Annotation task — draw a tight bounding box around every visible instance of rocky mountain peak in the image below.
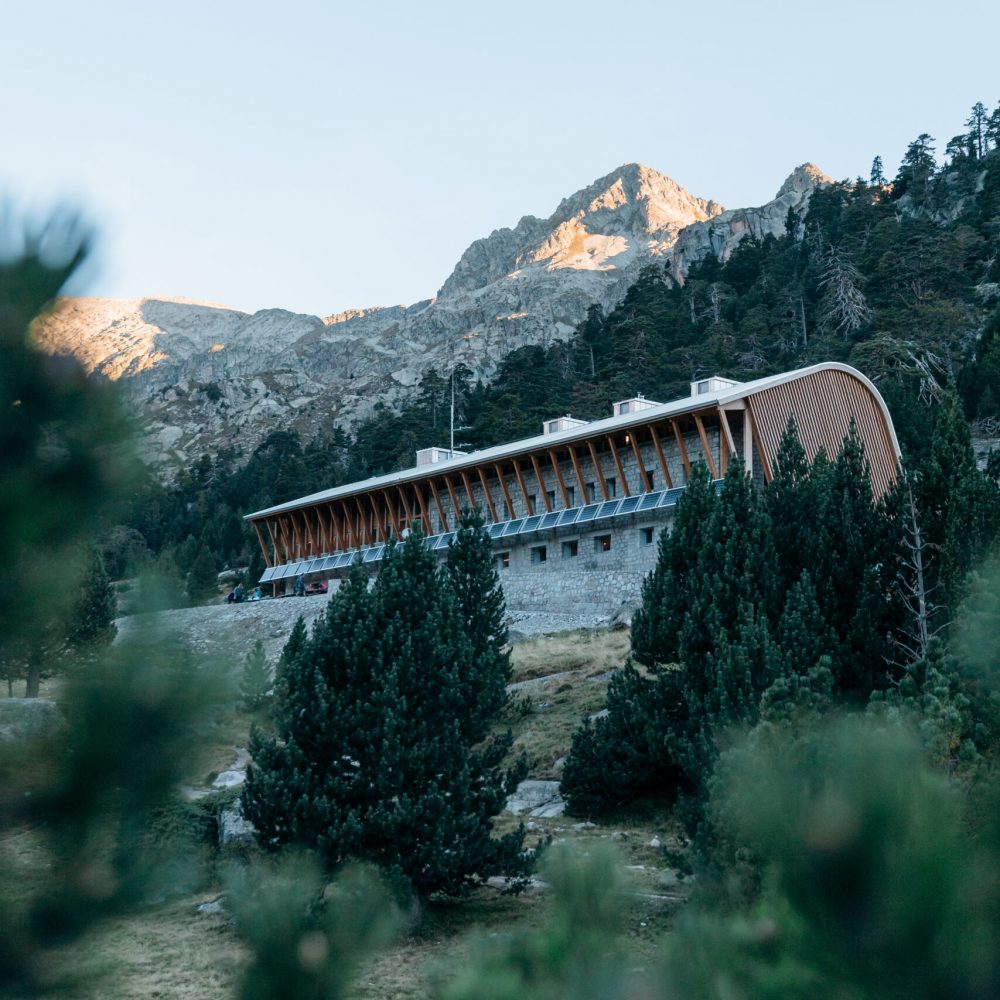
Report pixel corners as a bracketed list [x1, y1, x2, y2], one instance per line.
[34, 161, 830, 473]
[775, 162, 833, 199]
[439, 164, 722, 300]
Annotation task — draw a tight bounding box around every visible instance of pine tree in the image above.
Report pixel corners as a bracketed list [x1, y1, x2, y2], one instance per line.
[240, 640, 273, 711]
[919, 382, 998, 609]
[186, 545, 219, 603]
[65, 544, 118, 662]
[444, 507, 511, 740]
[244, 535, 528, 898]
[631, 462, 715, 667]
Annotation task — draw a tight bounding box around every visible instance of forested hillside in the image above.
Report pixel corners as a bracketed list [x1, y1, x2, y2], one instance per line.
[111, 102, 1000, 592]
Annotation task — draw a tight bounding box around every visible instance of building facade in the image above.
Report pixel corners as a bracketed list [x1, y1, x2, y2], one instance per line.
[244, 363, 902, 615]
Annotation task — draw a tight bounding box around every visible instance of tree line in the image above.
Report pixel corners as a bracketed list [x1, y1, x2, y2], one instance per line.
[103, 99, 1000, 603]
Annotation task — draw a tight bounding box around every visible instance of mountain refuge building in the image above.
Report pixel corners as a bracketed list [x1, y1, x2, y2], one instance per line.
[244, 363, 901, 617]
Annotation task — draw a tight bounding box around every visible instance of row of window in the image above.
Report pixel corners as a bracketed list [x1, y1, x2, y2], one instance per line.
[497, 526, 657, 568]
[522, 471, 656, 514]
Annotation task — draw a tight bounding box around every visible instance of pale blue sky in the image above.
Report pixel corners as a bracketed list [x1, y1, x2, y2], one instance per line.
[2, 0, 997, 316]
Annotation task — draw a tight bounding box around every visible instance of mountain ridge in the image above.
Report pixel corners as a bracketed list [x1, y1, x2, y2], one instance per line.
[34, 162, 830, 471]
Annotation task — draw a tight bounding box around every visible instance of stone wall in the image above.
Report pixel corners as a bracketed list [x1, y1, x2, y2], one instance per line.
[492, 508, 675, 616]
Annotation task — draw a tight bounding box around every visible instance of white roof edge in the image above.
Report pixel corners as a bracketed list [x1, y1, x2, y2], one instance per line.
[245, 362, 899, 520]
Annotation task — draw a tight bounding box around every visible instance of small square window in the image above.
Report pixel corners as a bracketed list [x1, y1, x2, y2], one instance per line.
[497, 551, 510, 569]
[586, 481, 597, 503]
[527, 494, 536, 515]
[645, 470, 655, 490]
[640, 527, 655, 546]
[594, 534, 612, 553]
[546, 489, 556, 509]
[566, 485, 576, 507]
[562, 539, 578, 559]
[605, 477, 617, 498]
[531, 545, 547, 564]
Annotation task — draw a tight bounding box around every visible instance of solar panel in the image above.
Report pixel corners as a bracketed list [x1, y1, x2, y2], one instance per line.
[432, 535, 451, 550]
[522, 515, 543, 532]
[638, 491, 662, 511]
[334, 551, 355, 569]
[597, 500, 620, 519]
[363, 545, 383, 563]
[618, 496, 641, 515]
[502, 518, 525, 537]
[539, 511, 561, 529]
[260, 567, 277, 583]
[577, 504, 601, 523]
[489, 524, 506, 539]
[557, 508, 581, 526]
[322, 555, 339, 570]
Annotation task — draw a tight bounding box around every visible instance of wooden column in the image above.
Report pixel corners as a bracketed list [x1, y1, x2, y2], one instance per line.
[512, 458, 533, 513]
[693, 413, 719, 479]
[414, 485, 433, 535]
[428, 478, 449, 532]
[253, 521, 271, 567]
[529, 453, 552, 511]
[718, 406, 737, 477]
[459, 469, 478, 512]
[671, 419, 692, 480]
[476, 467, 500, 522]
[396, 486, 414, 533]
[627, 431, 652, 492]
[443, 476, 462, 520]
[588, 440, 610, 500]
[494, 462, 516, 519]
[568, 444, 590, 500]
[648, 424, 673, 489]
[547, 448, 571, 507]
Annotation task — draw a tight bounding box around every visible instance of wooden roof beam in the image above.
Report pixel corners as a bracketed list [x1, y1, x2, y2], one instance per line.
[443, 476, 463, 522]
[547, 448, 571, 508]
[627, 429, 652, 492]
[648, 423, 673, 489]
[529, 453, 552, 512]
[584, 440, 609, 500]
[494, 462, 516, 519]
[568, 444, 590, 501]
[606, 435, 631, 497]
[671, 418, 692, 479]
[476, 467, 500, 522]
[718, 405, 737, 477]
[428, 478, 450, 533]
[512, 458, 534, 514]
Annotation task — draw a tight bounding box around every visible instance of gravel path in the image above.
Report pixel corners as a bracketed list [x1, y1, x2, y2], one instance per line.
[114, 596, 619, 667]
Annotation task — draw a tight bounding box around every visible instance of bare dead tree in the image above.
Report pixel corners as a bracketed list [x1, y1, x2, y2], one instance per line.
[818, 244, 873, 337]
[890, 480, 949, 673]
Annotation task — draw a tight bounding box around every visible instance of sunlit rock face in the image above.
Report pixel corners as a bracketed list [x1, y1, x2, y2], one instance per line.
[34, 163, 828, 472]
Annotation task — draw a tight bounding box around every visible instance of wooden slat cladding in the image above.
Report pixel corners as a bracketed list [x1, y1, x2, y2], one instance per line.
[745, 369, 898, 497]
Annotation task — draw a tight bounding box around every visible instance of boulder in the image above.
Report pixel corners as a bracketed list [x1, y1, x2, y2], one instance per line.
[218, 799, 256, 847]
[0, 699, 62, 742]
[505, 779, 566, 818]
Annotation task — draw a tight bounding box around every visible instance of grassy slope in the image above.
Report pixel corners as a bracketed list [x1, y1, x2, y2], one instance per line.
[14, 628, 688, 999]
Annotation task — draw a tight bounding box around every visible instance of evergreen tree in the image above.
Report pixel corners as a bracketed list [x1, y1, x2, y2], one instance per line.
[919, 382, 998, 609]
[186, 545, 219, 603]
[244, 535, 528, 898]
[965, 101, 989, 158]
[445, 507, 512, 740]
[631, 463, 715, 667]
[240, 639, 273, 711]
[65, 544, 118, 661]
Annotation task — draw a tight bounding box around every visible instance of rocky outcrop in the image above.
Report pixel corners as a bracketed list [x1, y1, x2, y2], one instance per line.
[670, 164, 831, 280]
[0, 699, 63, 742]
[34, 162, 829, 472]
